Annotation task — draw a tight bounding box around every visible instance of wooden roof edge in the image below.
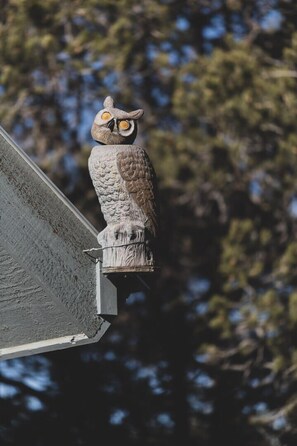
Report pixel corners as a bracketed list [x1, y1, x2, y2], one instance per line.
[0, 125, 98, 239]
[0, 320, 111, 361]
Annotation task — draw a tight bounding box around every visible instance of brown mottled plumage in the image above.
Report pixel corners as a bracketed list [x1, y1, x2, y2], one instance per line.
[117, 148, 158, 237]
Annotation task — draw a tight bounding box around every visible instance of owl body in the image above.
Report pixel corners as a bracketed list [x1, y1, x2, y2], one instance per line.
[88, 96, 159, 271]
[88, 144, 154, 230]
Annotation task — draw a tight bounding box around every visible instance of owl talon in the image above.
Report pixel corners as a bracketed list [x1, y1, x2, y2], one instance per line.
[128, 227, 144, 241]
[97, 227, 109, 246]
[112, 222, 145, 242]
[127, 224, 145, 242]
[113, 223, 126, 240]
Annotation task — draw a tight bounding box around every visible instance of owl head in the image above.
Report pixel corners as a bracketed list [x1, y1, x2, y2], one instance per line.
[91, 96, 144, 145]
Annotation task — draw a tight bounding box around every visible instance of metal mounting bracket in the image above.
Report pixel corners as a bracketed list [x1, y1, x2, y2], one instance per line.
[83, 248, 118, 318]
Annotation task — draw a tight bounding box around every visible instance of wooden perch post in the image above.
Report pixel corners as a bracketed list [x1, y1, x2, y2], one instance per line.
[99, 222, 155, 274]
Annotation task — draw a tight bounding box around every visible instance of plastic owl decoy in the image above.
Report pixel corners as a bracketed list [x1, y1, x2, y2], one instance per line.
[88, 96, 159, 273]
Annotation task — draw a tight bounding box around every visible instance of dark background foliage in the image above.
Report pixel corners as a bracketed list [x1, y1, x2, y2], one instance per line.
[1, 1, 297, 445]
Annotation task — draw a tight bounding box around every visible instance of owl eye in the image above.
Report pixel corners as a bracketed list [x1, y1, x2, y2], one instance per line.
[118, 120, 131, 131]
[101, 111, 111, 120]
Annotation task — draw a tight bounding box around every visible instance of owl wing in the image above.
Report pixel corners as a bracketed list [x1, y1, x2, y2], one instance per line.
[117, 147, 159, 236]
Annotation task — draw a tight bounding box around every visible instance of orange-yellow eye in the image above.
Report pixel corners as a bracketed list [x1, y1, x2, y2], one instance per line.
[101, 111, 111, 120]
[118, 120, 131, 131]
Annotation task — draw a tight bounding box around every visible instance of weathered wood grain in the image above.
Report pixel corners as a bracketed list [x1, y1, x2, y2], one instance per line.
[0, 245, 80, 348]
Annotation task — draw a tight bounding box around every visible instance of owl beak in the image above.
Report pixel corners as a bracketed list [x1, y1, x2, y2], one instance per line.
[107, 119, 115, 132]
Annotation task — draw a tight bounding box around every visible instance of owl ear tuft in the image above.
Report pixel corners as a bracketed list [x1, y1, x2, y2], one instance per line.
[129, 109, 144, 120]
[103, 96, 114, 108]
